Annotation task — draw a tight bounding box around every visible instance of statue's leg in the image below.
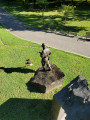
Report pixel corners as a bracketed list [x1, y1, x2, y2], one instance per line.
[45, 57, 51, 70]
[42, 58, 45, 70]
[47, 63, 51, 70]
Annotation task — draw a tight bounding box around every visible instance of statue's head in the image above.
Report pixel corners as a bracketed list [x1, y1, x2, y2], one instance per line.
[42, 43, 46, 50]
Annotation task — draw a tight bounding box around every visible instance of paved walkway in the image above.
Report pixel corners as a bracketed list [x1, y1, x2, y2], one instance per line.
[0, 7, 90, 58]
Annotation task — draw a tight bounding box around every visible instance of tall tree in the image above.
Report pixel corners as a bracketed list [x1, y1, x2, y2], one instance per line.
[33, 0, 36, 8]
[36, 0, 47, 26]
[58, 5, 75, 24]
[37, 0, 47, 17]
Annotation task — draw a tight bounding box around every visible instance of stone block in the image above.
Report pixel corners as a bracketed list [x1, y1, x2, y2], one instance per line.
[29, 64, 65, 93]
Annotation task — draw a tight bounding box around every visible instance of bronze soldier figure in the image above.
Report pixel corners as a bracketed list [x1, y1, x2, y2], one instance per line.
[39, 43, 51, 71]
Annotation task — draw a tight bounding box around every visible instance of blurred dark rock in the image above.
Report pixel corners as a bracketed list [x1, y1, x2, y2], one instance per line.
[51, 75, 90, 120]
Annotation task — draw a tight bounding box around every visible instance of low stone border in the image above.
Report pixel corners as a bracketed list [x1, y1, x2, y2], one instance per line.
[43, 28, 90, 41]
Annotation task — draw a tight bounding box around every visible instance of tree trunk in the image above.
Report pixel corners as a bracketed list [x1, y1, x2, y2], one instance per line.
[33, 0, 36, 8]
[72, 0, 73, 4]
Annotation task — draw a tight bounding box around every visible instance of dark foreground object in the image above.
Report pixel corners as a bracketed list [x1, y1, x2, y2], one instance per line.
[51, 75, 90, 120]
[29, 64, 65, 93]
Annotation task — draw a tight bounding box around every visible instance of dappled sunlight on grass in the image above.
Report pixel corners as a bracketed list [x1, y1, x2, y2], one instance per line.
[0, 1, 90, 36]
[67, 21, 90, 27]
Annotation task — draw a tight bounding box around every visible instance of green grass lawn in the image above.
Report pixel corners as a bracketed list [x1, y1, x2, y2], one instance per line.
[0, 23, 90, 120]
[0, 0, 90, 36]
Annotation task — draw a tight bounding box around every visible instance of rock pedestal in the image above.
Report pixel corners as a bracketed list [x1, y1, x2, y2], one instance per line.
[51, 75, 90, 120]
[29, 64, 65, 93]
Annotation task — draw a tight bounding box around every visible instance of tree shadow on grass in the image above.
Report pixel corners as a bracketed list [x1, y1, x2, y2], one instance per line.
[0, 7, 87, 33]
[0, 7, 88, 37]
[0, 98, 52, 120]
[74, 4, 90, 21]
[0, 67, 35, 74]
[75, 11, 90, 21]
[16, 14, 86, 32]
[60, 25, 86, 33]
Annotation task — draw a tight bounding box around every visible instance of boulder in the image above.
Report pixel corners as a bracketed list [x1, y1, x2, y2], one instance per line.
[51, 75, 90, 120]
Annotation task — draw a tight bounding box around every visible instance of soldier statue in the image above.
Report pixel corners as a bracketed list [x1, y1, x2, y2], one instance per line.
[39, 43, 51, 71]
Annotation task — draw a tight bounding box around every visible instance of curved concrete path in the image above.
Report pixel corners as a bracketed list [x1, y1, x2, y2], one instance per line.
[0, 7, 90, 58]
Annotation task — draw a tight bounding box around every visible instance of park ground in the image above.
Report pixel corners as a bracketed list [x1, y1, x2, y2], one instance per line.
[0, 1, 90, 120]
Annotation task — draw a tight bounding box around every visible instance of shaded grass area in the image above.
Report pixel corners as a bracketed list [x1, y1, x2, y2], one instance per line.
[0, 24, 90, 119]
[0, 98, 51, 120]
[0, 1, 90, 36]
